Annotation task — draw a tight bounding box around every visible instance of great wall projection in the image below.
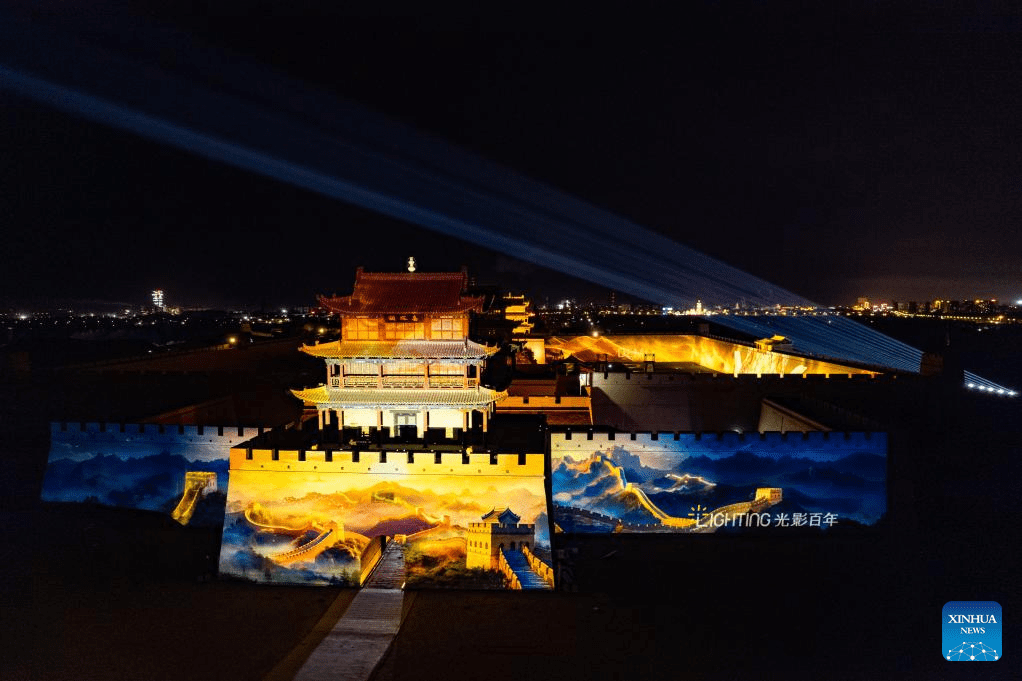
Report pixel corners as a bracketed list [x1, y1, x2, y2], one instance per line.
[40, 423, 237, 527]
[551, 432, 887, 533]
[41, 423, 887, 587]
[218, 447, 551, 589]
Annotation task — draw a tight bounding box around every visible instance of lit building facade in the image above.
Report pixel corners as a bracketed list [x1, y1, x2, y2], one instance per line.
[292, 267, 506, 437]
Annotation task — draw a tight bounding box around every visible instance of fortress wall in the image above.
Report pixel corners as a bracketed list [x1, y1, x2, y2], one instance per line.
[229, 447, 546, 476]
[587, 371, 907, 432]
[547, 334, 881, 376]
[52, 421, 253, 447]
[589, 371, 898, 387]
[551, 430, 882, 455]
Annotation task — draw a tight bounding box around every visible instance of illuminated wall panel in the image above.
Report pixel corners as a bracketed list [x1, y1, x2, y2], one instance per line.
[546, 335, 876, 375]
[40, 423, 237, 526]
[428, 411, 465, 429]
[342, 409, 377, 427]
[551, 431, 886, 533]
[218, 448, 552, 589]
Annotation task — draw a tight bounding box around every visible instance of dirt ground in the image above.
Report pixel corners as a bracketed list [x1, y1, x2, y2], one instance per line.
[3, 503, 1016, 681]
[0, 505, 349, 681]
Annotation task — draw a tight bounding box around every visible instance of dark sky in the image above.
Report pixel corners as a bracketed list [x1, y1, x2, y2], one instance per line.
[3, 3, 1022, 309]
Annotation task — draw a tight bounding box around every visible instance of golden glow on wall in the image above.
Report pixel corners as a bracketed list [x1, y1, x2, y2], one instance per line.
[219, 448, 552, 589]
[545, 335, 878, 376]
[344, 317, 380, 340]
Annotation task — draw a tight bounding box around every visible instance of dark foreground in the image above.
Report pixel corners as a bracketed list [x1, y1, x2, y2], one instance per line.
[1, 496, 1017, 681]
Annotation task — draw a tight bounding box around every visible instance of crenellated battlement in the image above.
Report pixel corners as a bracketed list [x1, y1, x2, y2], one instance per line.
[586, 371, 906, 386]
[229, 447, 546, 476]
[468, 522, 535, 532]
[52, 421, 255, 445]
[551, 429, 884, 451]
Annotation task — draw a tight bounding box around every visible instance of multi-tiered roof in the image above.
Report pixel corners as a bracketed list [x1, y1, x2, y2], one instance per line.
[317, 268, 485, 316]
[294, 267, 505, 433]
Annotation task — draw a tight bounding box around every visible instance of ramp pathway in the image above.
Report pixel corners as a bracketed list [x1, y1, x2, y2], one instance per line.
[293, 542, 406, 681]
[503, 549, 549, 590]
[293, 587, 404, 681]
[363, 542, 405, 589]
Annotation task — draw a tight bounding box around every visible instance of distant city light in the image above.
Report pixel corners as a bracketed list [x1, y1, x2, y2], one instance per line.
[152, 289, 165, 310]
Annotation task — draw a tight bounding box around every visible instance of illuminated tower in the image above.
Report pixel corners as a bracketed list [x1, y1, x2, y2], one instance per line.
[152, 289, 165, 310]
[502, 294, 534, 334]
[466, 507, 535, 570]
[292, 267, 505, 437]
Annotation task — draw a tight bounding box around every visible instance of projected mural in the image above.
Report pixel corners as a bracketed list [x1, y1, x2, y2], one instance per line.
[40, 423, 238, 526]
[551, 432, 886, 533]
[545, 334, 876, 376]
[218, 448, 553, 589]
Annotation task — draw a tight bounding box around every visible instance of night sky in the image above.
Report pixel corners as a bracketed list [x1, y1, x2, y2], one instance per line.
[3, 3, 1022, 310]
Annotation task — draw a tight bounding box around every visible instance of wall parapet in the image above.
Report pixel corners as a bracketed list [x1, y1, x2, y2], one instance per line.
[498, 550, 521, 590]
[467, 522, 535, 533]
[550, 428, 882, 448]
[522, 544, 555, 589]
[52, 421, 254, 445]
[587, 371, 905, 385]
[229, 447, 546, 476]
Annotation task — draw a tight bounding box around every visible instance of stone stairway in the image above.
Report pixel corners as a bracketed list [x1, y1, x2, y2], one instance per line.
[502, 549, 549, 589]
[363, 541, 405, 589]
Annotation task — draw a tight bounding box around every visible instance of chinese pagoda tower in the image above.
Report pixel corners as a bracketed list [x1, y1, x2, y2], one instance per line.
[292, 265, 506, 438]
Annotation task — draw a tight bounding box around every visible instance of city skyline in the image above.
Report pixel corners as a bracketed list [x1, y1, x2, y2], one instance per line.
[3, 6, 1022, 310]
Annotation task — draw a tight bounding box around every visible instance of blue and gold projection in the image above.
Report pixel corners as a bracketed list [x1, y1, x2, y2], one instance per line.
[41, 423, 238, 526]
[551, 432, 886, 533]
[218, 446, 552, 589]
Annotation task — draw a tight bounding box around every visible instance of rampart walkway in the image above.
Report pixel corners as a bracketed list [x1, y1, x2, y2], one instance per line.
[363, 542, 405, 589]
[170, 485, 201, 526]
[500, 548, 550, 590]
[170, 472, 217, 526]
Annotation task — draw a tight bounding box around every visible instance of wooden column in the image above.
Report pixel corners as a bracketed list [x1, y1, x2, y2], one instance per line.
[482, 408, 489, 433]
[318, 409, 324, 430]
[420, 409, 428, 437]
